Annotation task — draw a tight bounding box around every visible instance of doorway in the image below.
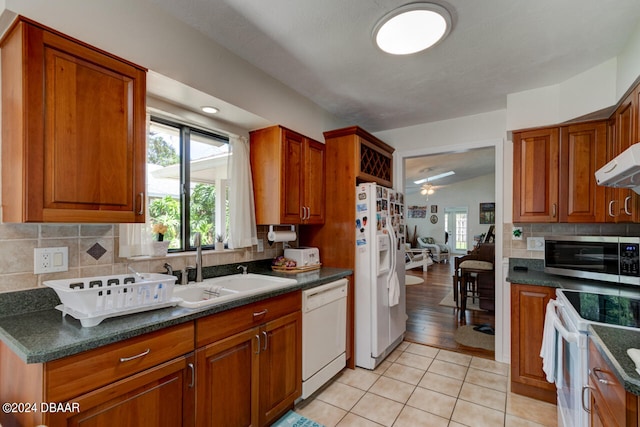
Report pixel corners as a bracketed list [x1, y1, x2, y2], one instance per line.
[401, 145, 499, 358]
[444, 207, 468, 254]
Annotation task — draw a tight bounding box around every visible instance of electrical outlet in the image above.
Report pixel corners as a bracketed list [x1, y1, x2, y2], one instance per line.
[527, 237, 545, 251]
[257, 239, 264, 253]
[34, 247, 68, 274]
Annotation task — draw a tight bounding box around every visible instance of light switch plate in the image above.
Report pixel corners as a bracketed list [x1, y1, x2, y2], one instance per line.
[527, 237, 545, 251]
[34, 247, 69, 274]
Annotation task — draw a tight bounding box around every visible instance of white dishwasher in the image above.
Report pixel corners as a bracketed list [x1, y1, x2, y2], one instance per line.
[301, 278, 348, 399]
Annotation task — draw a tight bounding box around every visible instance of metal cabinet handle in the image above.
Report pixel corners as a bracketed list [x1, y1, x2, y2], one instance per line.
[552, 203, 557, 218]
[188, 363, 195, 388]
[262, 330, 268, 351]
[255, 334, 261, 354]
[582, 385, 592, 413]
[119, 348, 150, 362]
[608, 200, 616, 217]
[591, 368, 613, 385]
[137, 192, 145, 215]
[253, 309, 268, 318]
[625, 196, 632, 216]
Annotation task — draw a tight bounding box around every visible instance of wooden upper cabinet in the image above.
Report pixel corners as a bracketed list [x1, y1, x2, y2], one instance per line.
[513, 128, 560, 222]
[513, 121, 608, 223]
[1, 17, 147, 223]
[250, 125, 325, 225]
[323, 126, 394, 188]
[606, 90, 640, 222]
[559, 122, 607, 222]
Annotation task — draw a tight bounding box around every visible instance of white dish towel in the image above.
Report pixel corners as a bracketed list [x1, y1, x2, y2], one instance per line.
[627, 348, 640, 375]
[540, 300, 558, 383]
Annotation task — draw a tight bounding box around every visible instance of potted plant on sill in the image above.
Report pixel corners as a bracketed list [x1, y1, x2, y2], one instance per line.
[215, 234, 225, 251]
[152, 222, 170, 256]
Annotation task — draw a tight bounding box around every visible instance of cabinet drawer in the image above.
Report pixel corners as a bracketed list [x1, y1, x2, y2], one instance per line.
[196, 291, 301, 347]
[588, 339, 626, 427]
[45, 322, 194, 402]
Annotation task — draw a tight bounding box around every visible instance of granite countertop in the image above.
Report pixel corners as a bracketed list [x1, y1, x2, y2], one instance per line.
[589, 324, 640, 396]
[0, 266, 352, 364]
[505, 258, 630, 291]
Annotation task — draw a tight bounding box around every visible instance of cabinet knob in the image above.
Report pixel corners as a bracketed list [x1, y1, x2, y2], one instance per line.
[608, 200, 616, 217]
[119, 348, 150, 363]
[137, 192, 145, 216]
[581, 385, 592, 413]
[591, 367, 613, 385]
[625, 196, 632, 216]
[188, 363, 195, 388]
[255, 334, 261, 354]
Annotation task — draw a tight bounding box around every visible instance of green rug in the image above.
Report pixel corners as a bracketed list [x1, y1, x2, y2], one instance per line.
[272, 410, 325, 427]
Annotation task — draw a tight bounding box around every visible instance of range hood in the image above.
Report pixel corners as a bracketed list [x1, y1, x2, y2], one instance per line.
[595, 142, 640, 194]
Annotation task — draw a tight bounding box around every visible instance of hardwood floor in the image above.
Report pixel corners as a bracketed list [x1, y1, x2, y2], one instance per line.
[405, 261, 495, 359]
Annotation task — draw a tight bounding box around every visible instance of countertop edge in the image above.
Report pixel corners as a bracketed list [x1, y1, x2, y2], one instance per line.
[589, 325, 640, 396]
[0, 267, 352, 364]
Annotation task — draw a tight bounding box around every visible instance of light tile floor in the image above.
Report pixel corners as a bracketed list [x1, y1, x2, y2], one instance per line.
[295, 341, 558, 427]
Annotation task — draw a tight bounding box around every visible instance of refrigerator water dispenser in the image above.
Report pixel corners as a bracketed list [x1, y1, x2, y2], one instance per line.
[377, 234, 390, 275]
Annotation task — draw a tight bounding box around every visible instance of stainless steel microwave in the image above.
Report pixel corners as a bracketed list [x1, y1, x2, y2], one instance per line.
[544, 236, 640, 285]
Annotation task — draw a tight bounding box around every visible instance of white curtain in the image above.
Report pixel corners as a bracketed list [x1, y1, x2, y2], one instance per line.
[227, 135, 258, 249]
[119, 221, 152, 257]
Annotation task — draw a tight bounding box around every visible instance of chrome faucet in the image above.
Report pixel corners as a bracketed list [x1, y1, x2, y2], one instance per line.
[237, 265, 248, 275]
[194, 232, 203, 282]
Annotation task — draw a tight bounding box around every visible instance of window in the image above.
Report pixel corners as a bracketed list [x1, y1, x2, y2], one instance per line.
[147, 117, 229, 251]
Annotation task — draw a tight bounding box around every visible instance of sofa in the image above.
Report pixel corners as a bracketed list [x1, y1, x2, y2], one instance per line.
[416, 237, 450, 263]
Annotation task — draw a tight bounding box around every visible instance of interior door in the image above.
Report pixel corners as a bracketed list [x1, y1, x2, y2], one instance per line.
[445, 207, 468, 253]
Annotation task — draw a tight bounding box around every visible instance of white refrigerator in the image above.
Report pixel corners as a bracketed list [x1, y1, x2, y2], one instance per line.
[355, 183, 407, 369]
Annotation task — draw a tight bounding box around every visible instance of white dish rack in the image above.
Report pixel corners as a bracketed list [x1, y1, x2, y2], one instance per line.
[44, 273, 180, 327]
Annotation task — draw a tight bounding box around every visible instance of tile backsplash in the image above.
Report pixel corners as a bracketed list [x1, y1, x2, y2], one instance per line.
[0, 224, 282, 293]
[503, 222, 640, 259]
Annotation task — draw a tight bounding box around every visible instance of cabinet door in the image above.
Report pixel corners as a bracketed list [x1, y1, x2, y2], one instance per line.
[304, 139, 326, 224]
[611, 95, 638, 222]
[196, 327, 260, 427]
[5, 21, 146, 223]
[513, 128, 559, 222]
[510, 283, 556, 403]
[282, 130, 305, 224]
[47, 356, 191, 427]
[259, 311, 302, 426]
[41, 30, 146, 222]
[559, 122, 607, 222]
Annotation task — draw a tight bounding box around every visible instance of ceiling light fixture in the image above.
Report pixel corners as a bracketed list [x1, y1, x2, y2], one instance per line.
[373, 3, 452, 55]
[420, 183, 436, 195]
[414, 170, 455, 185]
[201, 106, 219, 114]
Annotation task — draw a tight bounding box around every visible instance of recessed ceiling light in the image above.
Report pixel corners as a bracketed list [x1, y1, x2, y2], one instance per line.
[201, 106, 219, 114]
[373, 3, 452, 55]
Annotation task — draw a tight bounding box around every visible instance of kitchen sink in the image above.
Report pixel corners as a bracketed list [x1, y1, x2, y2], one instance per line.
[173, 273, 297, 309]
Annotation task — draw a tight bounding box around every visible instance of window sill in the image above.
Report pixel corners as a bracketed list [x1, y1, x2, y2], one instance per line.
[125, 248, 244, 260]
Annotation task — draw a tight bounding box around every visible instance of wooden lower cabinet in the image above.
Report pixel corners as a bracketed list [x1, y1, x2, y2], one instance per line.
[0, 322, 195, 427]
[48, 355, 195, 427]
[196, 326, 259, 426]
[0, 293, 303, 427]
[510, 283, 557, 403]
[588, 338, 638, 427]
[195, 294, 302, 427]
